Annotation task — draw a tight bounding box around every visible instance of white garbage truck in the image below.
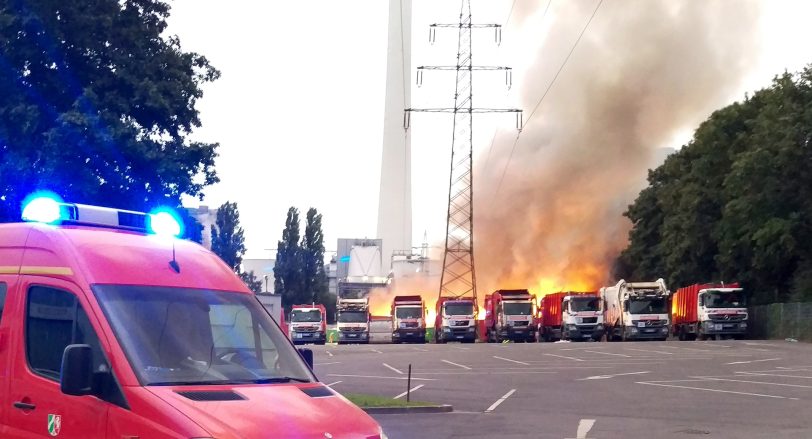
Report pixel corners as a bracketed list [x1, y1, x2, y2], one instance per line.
[602, 279, 670, 341]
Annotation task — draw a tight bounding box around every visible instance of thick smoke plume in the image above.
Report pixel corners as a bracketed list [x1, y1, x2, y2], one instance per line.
[474, 0, 761, 296]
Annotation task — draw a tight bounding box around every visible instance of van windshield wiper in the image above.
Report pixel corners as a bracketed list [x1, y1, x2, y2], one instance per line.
[148, 379, 254, 386]
[251, 376, 311, 384]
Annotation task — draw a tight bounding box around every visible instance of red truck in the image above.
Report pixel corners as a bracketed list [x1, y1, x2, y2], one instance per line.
[484, 289, 537, 342]
[0, 194, 384, 438]
[434, 296, 477, 343]
[391, 295, 427, 343]
[672, 283, 748, 340]
[538, 291, 601, 342]
[289, 304, 328, 345]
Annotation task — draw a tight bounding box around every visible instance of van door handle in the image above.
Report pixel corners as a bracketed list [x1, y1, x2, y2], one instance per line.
[13, 401, 36, 410]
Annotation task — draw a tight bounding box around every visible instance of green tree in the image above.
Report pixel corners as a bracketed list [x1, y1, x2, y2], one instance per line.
[620, 65, 812, 304]
[274, 207, 304, 312]
[211, 202, 245, 271]
[240, 271, 263, 294]
[302, 208, 333, 322]
[0, 0, 219, 223]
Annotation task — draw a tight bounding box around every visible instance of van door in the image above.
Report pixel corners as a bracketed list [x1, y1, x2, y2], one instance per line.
[7, 279, 108, 438]
[0, 279, 12, 436]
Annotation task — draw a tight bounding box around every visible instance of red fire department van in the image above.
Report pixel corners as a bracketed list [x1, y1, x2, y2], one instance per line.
[0, 195, 386, 438]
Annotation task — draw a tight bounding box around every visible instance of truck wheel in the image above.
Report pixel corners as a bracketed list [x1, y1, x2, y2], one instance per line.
[678, 329, 686, 341]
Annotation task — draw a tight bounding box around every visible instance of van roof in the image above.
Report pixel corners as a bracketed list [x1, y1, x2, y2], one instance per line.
[0, 223, 248, 292]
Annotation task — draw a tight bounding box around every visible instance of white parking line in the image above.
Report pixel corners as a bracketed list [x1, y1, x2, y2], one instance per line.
[442, 359, 472, 370]
[328, 374, 436, 381]
[412, 347, 428, 352]
[544, 353, 585, 362]
[625, 348, 674, 355]
[584, 350, 631, 358]
[315, 362, 341, 366]
[578, 371, 650, 381]
[726, 358, 780, 365]
[382, 363, 404, 375]
[394, 384, 425, 399]
[326, 351, 334, 357]
[566, 419, 596, 439]
[637, 381, 798, 400]
[735, 372, 812, 379]
[450, 346, 471, 351]
[698, 377, 812, 389]
[485, 389, 516, 413]
[371, 349, 383, 354]
[325, 380, 342, 387]
[493, 356, 530, 366]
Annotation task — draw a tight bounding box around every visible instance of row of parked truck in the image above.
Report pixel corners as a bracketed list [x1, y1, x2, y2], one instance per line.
[283, 280, 749, 344]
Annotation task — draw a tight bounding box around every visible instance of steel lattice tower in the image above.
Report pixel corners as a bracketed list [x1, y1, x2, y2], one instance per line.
[405, 0, 522, 306]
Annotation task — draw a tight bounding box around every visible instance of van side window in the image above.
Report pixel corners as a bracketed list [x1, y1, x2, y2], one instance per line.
[26, 286, 105, 381]
[0, 283, 7, 322]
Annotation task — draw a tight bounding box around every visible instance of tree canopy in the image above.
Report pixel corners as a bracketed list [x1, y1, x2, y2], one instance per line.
[210, 201, 261, 293]
[0, 0, 219, 226]
[618, 65, 812, 304]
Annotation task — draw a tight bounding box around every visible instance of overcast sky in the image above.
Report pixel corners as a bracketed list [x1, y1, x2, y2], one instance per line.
[168, 0, 812, 260]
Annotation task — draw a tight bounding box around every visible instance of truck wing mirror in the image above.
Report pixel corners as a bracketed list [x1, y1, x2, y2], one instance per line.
[298, 348, 314, 370]
[61, 344, 94, 396]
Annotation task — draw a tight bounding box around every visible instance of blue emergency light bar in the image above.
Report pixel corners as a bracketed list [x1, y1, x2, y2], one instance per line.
[21, 193, 184, 237]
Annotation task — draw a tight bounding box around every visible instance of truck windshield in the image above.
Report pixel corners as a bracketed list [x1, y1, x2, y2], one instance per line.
[290, 310, 322, 322]
[503, 302, 533, 315]
[92, 285, 314, 386]
[570, 298, 601, 312]
[627, 297, 668, 314]
[338, 311, 367, 323]
[395, 307, 422, 319]
[444, 303, 474, 316]
[705, 291, 746, 308]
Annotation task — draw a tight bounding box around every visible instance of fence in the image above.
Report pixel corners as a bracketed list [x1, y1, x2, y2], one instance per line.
[748, 302, 812, 342]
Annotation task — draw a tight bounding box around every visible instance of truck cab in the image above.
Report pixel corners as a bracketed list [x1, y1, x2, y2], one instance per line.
[0, 195, 384, 438]
[289, 304, 327, 345]
[603, 279, 670, 341]
[391, 295, 426, 343]
[336, 298, 370, 344]
[697, 287, 747, 338]
[561, 293, 604, 341]
[434, 297, 477, 343]
[485, 290, 537, 343]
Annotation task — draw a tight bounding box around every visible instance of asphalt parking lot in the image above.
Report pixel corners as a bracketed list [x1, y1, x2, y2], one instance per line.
[309, 340, 812, 439]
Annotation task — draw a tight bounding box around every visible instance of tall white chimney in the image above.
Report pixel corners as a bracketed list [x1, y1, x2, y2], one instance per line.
[377, 0, 412, 272]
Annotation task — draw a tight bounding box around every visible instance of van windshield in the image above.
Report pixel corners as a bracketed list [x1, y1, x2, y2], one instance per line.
[444, 303, 474, 316]
[92, 285, 314, 386]
[395, 307, 422, 319]
[337, 310, 367, 323]
[570, 297, 601, 312]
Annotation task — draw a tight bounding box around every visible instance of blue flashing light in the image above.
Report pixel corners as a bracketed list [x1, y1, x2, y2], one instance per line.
[21, 192, 64, 224]
[339, 256, 351, 263]
[147, 208, 184, 238]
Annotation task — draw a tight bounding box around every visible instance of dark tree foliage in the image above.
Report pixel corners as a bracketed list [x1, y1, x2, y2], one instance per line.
[211, 201, 245, 271]
[210, 201, 260, 292]
[0, 0, 219, 224]
[302, 208, 333, 323]
[275, 207, 303, 312]
[620, 65, 812, 304]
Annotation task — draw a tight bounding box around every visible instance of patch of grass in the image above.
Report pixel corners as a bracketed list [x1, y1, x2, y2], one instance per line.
[343, 393, 436, 408]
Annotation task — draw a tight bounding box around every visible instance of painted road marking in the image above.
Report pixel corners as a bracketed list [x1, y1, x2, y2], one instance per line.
[485, 389, 516, 413]
[412, 347, 428, 352]
[442, 359, 472, 370]
[545, 353, 585, 362]
[584, 350, 631, 358]
[493, 356, 531, 366]
[382, 363, 404, 375]
[414, 371, 557, 376]
[744, 342, 776, 347]
[726, 358, 780, 365]
[328, 374, 436, 381]
[315, 361, 341, 366]
[660, 346, 715, 353]
[578, 371, 650, 381]
[625, 348, 674, 355]
[697, 377, 812, 389]
[371, 349, 383, 354]
[325, 381, 342, 387]
[326, 350, 334, 357]
[637, 381, 798, 400]
[565, 419, 596, 439]
[735, 372, 812, 379]
[451, 346, 471, 351]
[394, 384, 425, 399]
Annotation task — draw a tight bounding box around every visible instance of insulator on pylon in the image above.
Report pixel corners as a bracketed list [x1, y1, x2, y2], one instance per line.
[403, 110, 411, 130]
[506, 70, 512, 90]
[417, 69, 423, 87]
[495, 27, 502, 46]
[429, 27, 436, 45]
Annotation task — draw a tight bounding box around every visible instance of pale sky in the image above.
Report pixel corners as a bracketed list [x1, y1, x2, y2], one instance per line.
[168, 0, 812, 260]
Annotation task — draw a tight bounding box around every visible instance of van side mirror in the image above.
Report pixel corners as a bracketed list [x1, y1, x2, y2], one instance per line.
[298, 348, 314, 370]
[61, 344, 94, 396]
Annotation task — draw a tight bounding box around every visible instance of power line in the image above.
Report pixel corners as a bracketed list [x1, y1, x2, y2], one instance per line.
[494, 0, 604, 196]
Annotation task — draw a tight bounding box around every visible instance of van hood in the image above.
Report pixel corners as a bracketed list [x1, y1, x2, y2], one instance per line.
[147, 383, 380, 439]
